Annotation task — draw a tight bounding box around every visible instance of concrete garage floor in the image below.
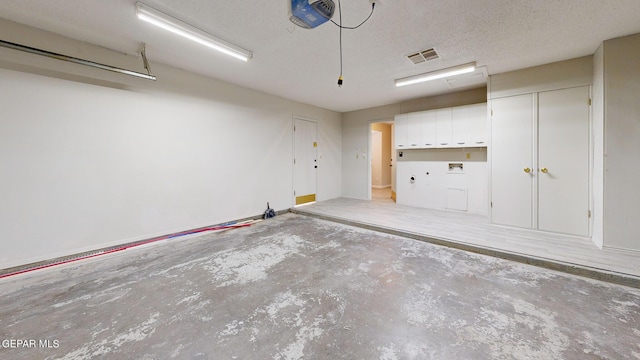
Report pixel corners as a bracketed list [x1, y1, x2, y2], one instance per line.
[0, 214, 639, 359]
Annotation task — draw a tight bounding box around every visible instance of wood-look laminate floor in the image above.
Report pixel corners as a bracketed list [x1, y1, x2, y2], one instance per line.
[371, 187, 392, 201]
[293, 197, 640, 287]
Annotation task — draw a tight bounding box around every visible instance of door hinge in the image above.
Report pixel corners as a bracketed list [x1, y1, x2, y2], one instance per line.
[490, 201, 493, 208]
[588, 98, 592, 106]
[588, 210, 592, 218]
[294, 158, 296, 164]
[491, 109, 493, 116]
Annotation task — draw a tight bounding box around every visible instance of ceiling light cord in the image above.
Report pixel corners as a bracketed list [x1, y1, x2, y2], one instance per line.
[337, 0, 343, 87]
[331, 2, 375, 29]
[335, 1, 376, 87]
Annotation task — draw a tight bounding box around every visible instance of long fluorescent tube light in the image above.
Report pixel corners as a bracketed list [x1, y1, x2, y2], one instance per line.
[395, 62, 476, 87]
[135, 2, 253, 62]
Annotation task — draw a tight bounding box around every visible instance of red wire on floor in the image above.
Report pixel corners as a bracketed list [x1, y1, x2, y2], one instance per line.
[0, 222, 255, 279]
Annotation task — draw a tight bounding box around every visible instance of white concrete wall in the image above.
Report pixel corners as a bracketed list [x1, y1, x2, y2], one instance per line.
[592, 44, 605, 248]
[342, 88, 487, 200]
[489, 56, 593, 99]
[0, 20, 342, 269]
[342, 106, 398, 200]
[602, 33, 640, 252]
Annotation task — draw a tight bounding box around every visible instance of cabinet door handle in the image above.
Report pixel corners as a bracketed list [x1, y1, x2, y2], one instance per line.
[457, 142, 465, 144]
[425, 143, 432, 146]
[540, 167, 548, 173]
[411, 144, 418, 146]
[475, 141, 485, 144]
[524, 167, 531, 173]
[440, 143, 448, 145]
[398, 145, 404, 147]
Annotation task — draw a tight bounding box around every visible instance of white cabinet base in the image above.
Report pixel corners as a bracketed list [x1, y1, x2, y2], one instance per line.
[446, 188, 468, 211]
[397, 156, 487, 215]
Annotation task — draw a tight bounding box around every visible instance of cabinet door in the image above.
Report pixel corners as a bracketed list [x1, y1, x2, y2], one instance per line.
[436, 108, 453, 147]
[538, 86, 590, 236]
[491, 94, 534, 229]
[452, 106, 469, 147]
[467, 103, 488, 146]
[407, 112, 422, 148]
[421, 110, 437, 148]
[394, 114, 408, 149]
[453, 103, 487, 147]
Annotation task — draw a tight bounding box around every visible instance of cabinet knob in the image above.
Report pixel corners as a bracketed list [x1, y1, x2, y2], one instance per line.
[523, 167, 531, 173]
[540, 167, 548, 173]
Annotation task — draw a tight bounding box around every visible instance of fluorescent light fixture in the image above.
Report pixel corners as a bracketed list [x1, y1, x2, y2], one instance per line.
[135, 2, 253, 62]
[395, 62, 476, 87]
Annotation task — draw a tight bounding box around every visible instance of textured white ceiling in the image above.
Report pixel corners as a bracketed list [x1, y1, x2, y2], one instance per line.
[1, 0, 640, 112]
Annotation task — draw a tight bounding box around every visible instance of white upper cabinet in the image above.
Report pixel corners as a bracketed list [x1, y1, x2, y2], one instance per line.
[468, 103, 488, 146]
[395, 103, 487, 149]
[421, 110, 437, 148]
[452, 103, 487, 147]
[394, 113, 408, 149]
[436, 108, 453, 147]
[407, 112, 422, 148]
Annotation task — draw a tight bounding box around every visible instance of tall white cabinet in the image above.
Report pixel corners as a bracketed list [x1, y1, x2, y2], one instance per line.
[490, 94, 534, 229]
[490, 86, 590, 236]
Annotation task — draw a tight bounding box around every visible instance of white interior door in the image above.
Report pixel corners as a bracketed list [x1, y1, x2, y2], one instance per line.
[538, 86, 590, 236]
[293, 118, 318, 205]
[491, 94, 535, 228]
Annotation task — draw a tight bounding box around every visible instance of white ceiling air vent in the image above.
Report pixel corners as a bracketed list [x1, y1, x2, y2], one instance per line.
[407, 48, 439, 65]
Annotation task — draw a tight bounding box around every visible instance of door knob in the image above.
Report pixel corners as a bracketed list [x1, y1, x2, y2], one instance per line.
[523, 167, 531, 173]
[540, 167, 548, 173]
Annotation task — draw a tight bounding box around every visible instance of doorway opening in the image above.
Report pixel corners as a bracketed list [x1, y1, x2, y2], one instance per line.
[369, 121, 394, 202]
